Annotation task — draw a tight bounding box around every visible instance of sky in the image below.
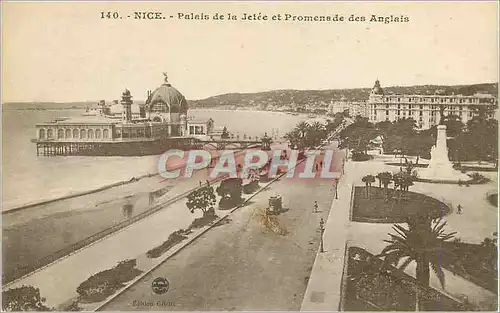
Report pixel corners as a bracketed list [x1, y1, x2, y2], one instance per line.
[2, 1, 498, 103]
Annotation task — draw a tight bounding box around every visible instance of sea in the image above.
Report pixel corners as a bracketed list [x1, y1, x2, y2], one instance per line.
[2, 108, 312, 211]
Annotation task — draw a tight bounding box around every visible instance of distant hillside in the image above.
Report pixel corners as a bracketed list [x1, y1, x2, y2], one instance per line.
[2, 102, 95, 111]
[189, 83, 498, 108]
[2, 100, 146, 110]
[3, 82, 497, 110]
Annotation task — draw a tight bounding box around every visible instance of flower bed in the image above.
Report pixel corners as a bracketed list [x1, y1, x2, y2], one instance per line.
[146, 229, 191, 259]
[385, 162, 428, 168]
[76, 259, 143, 303]
[342, 247, 471, 311]
[440, 241, 497, 293]
[351, 187, 451, 223]
[414, 172, 490, 185]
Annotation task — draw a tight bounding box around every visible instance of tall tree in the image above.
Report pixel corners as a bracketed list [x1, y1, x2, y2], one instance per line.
[376, 172, 393, 200]
[362, 175, 376, 198]
[186, 184, 217, 216]
[294, 121, 311, 149]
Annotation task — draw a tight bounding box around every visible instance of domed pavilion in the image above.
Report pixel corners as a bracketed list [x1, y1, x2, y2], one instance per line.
[34, 73, 217, 156]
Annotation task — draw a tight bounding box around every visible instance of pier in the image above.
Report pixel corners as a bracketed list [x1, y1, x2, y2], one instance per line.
[33, 134, 274, 156]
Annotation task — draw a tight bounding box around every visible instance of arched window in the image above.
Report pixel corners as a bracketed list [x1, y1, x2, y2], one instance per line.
[80, 129, 86, 139]
[73, 129, 79, 139]
[103, 129, 109, 139]
[47, 129, 54, 139]
[88, 129, 94, 139]
[65, 129, 71, 138]
[57, 129, 64, 139]
[39, 129, 46, 139]
[95, 129, 101, 139]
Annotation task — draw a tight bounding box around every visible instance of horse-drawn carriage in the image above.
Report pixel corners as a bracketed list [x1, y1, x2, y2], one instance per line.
[266, 194, 283, 215]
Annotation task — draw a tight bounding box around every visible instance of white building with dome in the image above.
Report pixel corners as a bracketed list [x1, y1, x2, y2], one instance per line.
[34, 74, 216, 156]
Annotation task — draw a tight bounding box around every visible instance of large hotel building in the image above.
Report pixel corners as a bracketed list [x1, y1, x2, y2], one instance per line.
[329, 80, 497, 130]
[367, 80, 497, 129]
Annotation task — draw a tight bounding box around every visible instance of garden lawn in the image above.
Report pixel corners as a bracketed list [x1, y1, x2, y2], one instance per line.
[440, 241, 497, 294]
[352, 187, 451, 223]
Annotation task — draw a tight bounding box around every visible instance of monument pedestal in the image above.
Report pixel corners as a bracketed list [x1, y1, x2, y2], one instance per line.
[418, 125, 469, 182]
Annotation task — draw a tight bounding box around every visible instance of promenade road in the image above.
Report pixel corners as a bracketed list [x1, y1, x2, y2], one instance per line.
[100, 144, 344, 311]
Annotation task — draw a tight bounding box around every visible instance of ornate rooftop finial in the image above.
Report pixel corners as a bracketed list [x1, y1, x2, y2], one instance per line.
[163, 72, 169, 84]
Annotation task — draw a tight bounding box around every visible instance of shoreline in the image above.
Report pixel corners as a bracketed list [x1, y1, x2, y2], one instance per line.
[2, 147, 260, 214]
[3, 106, 319, 118]
[2, 171, 159, 214]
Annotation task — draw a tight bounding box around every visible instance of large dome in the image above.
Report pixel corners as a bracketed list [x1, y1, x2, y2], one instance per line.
[146, 77, 188, 114]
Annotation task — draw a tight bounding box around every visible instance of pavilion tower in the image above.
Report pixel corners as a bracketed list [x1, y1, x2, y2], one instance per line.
[121, 89, 133, 123]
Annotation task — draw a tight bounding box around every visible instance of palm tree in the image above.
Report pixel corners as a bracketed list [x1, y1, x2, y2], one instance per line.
[294, 121, 310, 149]
[376, 172, 393, 200]
[377, 216, 457, 311]
[361, 175, 376, 198]
[310, 121, 326, 146]
[284, 129, 300, 149]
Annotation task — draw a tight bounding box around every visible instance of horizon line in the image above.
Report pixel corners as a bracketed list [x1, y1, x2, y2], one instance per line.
[3, 80, 499, 104]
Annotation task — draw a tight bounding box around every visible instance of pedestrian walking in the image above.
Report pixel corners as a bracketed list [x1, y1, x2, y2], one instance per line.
[149, 192, 154, 206]
[315, 162, 320, 172]
[313, 201, 319, 213]
[457, 204, 462, 214]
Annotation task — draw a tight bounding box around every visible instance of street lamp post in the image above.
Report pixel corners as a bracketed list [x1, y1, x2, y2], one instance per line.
[319, 217, 325, 253]
[334, 178, 339, 199]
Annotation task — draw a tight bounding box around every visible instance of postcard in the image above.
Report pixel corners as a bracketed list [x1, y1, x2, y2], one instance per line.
[1, 1, 498, 311]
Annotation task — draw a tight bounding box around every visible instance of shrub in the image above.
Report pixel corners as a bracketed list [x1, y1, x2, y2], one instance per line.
[217, 178, 243, 209]
[63, 300, 83, 311]
[76, 259, 142, 302]
[352, 151, 371, 161]
[243, 180, 260, 194]
[468, 172, 490, 184]
[218, 197, 242, 209]
[2, 286, 51, 311]
[189, 209, 218, 229]
[146, 230, 190, 259]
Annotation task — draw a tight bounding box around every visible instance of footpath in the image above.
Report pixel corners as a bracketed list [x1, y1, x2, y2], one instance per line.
[300, 148, 352, 311]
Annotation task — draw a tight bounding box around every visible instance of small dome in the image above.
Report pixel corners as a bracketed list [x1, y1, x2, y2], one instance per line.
[371, 79, 384, 95]
[147, 75, 188, 114]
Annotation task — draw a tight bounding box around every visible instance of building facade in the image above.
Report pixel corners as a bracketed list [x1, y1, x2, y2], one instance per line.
[328, 96, 368, 118]
[34, 74, 219, 156]
[367, 79, 498, 129]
